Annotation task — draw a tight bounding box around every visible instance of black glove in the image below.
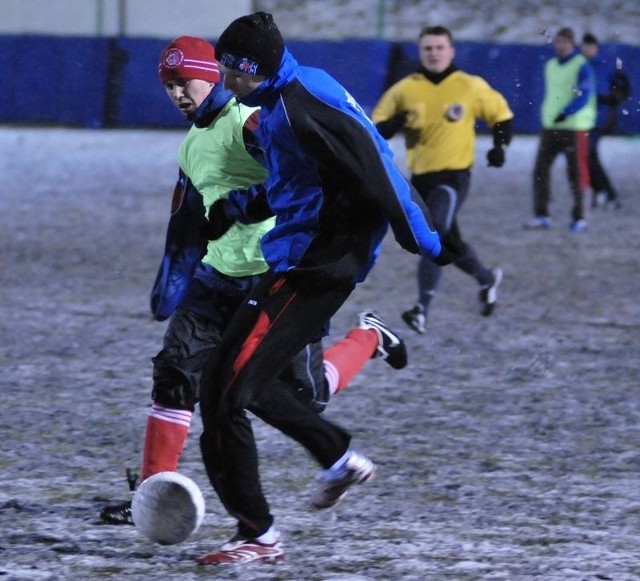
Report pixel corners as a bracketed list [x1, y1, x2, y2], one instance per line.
[486, 146, 505, 167]
[431, 237, 460, 267]
[554, 112, 567, 123]
[375, 111, 408, 139]
[203, 198, 234, 240]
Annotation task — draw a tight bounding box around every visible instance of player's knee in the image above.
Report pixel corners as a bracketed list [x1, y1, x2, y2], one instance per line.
[152, 370, 197, 410]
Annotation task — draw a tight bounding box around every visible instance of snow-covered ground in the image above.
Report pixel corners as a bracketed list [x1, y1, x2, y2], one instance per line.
[1, 127, 639, 580]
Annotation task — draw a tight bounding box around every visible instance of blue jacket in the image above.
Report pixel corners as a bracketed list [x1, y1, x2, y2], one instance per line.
[556, 49, 596, 118]
[225, 48, 443, 287]
[588, 53, 632, 132]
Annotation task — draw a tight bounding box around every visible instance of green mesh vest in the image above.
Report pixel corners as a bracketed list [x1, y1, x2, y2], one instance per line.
[542, 54, 596, 130]
[178, 100, 273, 277]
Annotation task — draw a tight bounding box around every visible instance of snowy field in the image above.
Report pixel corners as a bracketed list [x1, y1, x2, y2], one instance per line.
[0, 127, 639, 580]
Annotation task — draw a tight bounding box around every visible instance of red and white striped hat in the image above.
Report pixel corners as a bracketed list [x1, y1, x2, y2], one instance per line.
[158, 36, 220, 84]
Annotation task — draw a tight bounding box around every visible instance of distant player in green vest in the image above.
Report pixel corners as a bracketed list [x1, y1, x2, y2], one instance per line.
[525, 27, 597, 233]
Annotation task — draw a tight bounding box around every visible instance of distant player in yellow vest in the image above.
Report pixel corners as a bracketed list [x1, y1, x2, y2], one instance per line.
[373, 25, 513, 334]
[525, 27, 596, 233]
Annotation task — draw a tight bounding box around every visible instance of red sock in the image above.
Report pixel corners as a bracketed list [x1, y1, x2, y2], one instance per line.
[141, 403, 192, 482]
[323, 328, 378, 394]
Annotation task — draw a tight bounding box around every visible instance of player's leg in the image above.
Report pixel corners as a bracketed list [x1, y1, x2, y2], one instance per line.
[527, 129, 559, 227]
[198, 273, 373, 564]
[566, 130, 590, 230]
[98, 306, 219, 525]
[401, 177, 454, 332]
[589, 131, 620, 207]
[99, 269, 249, 525]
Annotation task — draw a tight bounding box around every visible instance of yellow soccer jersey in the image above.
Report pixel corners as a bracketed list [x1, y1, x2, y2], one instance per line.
[373, 70, 513, 174]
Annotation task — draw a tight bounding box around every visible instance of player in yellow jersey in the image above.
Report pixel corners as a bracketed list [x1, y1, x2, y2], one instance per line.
[373, 25, 513, 333]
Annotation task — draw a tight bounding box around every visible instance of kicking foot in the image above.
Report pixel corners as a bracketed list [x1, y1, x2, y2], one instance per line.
[358, 311, 408, 369]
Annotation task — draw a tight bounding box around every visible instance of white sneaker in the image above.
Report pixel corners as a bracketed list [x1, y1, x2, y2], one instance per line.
[310, 451, 376, 509]
[569, 219, 587, 233]
[593, 192, 607, 208]
[479, 267, 503, 316]
[523, 216, 551, 230]
[401, 305, 426, 334]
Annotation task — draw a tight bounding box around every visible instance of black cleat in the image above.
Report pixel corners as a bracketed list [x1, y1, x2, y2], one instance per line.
[479, 267, 503, 316]
[358, 311, 408, 370]
[100, 500, 134, 525]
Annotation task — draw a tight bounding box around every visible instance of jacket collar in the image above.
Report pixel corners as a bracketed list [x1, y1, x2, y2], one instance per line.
[190, 83, 235, 127]
[417, 63, 458, 84]
[238, 47, 299, 108]
[557, 48, 581, 64]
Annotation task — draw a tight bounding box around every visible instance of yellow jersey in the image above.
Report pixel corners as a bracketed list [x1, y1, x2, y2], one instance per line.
[372, 70, 513, 174]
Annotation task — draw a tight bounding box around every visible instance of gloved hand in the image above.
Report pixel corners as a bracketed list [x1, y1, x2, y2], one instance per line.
[554, 112, 568, 123]
[431, 237, 460, 267]
[375, 111, 408, 139]
[203, 198, 234, 240]
[486, 146, 505, 167]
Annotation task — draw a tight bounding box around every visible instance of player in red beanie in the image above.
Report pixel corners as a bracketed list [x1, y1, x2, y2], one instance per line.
[99, 35, 408, 540]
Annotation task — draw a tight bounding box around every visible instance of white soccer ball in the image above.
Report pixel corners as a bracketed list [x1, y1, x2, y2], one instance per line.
[131, 471, 205, 545]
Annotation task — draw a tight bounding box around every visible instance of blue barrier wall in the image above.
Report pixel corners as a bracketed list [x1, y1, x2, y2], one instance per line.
[1, 35, 110, 127]
[2, 35, 638, 134]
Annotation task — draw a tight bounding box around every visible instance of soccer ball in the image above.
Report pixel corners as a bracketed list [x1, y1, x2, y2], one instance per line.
[131, 471, 206, 545]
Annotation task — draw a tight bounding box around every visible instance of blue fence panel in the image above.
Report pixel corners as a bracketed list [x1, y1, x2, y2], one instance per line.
[0, 35, 637, 134]
[597, 43, 640, 136]
[0, 36, 20, 122]
[1, 35, 109, 127]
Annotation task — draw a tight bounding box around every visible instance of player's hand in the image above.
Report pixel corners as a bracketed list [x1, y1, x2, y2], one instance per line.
[431, 237, 459, 267]
[203, 198, 234, 240]
[553, 112, 567, 123]
[375, 111, 408, 139]
[486, 146, 505, 167]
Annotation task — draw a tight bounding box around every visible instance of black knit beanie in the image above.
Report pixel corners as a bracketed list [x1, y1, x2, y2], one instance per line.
[216, 12, 285, 77]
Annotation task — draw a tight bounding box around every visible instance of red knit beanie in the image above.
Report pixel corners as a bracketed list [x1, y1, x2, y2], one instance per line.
[158, 36, 220, 84]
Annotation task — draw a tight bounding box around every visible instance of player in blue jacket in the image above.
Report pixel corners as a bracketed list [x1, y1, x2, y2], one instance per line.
[195, 12, 456, 566]
[100, 35, 410, 527]
[581, 32, 631, 209]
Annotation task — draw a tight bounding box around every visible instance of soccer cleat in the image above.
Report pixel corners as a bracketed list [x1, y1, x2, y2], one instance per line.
[401, 305, 426, 335]
[310, 451, 376, 509]
[592, 192, 607, 208]
[197, 533, 284, 565]
[523, 216, 551, 230]
[358, 311, 407, 369]
[479, 267, 503, 317]
[99, 500, 134, 525]
[569, 219, 587, 233]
